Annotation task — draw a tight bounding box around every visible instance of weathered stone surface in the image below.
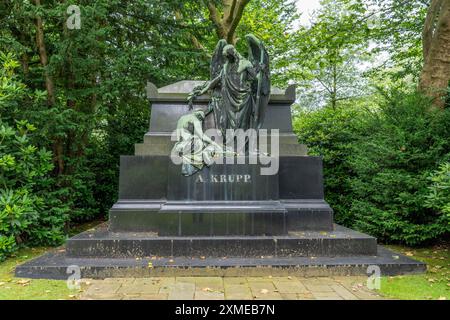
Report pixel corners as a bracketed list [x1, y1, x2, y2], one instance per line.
[312, 292, 344, 300]
[65, 224, 377, 258]
[78, 275, 385, 300]
[167, 282, 195, 300]
[16, 244, 426, 279]
[224, 285, 253, 300]
[330, 284, 358, 300]
[273, 280, 309, 294]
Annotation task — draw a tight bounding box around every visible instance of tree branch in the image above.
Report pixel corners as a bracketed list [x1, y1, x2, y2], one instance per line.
[206, 1, 226, 39]
[227, 0, 250, 44]
[226, 0, 238, 23]
[175, 9, 206, 51]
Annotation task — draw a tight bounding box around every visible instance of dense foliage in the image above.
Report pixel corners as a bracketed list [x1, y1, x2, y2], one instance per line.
[295, 90, 450, 245]
[0, 53, 69, 260]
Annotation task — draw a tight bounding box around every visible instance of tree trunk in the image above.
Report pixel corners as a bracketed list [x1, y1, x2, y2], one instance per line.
[34, 0, 55, 106]
[205, 0, 251, 44]
[34, 0, 65, 175]
[419, 0, 450, 108]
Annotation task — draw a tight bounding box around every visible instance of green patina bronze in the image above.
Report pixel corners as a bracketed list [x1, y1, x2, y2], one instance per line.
[188, 34, 271, 136]
[174, 34, 270, 176]
[172, 109, 225, 176]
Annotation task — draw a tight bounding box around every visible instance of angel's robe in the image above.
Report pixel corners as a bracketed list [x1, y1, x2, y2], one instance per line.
[215, 57, 258, 134]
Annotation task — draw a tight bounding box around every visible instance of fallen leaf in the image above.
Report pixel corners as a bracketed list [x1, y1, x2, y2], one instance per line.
[45, 290, 51, 293]
[202, 287, 213, 292]
[405, 252, 414, 257]
[260, 289, 269, 294]
[16, 279, 31, 286]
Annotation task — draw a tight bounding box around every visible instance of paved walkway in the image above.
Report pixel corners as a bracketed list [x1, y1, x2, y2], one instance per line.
[79, 276, 384, 300]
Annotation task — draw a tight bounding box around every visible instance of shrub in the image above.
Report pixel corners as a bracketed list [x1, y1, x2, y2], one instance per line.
[293, 102, 369, 225]
[294, 90, 450, 245]
[0, 53, 69, 260]
[349, 90, 450, 245]
[0, 121, 69, 260]
[425, 162, 450, 228]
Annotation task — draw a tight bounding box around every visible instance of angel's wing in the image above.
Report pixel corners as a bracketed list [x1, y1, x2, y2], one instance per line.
[246, 34, 271, 129]
[210, 39, 228, 79]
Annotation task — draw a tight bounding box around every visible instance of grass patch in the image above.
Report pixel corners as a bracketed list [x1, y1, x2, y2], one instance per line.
[0, 220, 104, 300]
[0, 247, 79, 300]
[378, 243, 450, 300]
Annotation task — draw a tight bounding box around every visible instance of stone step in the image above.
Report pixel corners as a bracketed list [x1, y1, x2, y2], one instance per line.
[65, 224, 377, 259]
[15, 245, 426, 280]
[109, 200, 334, 235]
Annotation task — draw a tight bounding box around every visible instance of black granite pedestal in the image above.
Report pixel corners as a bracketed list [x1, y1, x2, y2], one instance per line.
[16, 81, 426, 279]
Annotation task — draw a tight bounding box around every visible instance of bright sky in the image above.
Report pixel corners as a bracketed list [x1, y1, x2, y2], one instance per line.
[295, 0, 322, 26]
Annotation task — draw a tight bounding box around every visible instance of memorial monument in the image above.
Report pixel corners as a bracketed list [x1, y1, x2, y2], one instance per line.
[16, 35, 425, 279]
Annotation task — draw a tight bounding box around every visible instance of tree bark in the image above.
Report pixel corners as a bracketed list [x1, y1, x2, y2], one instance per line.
[419, 0, 450, 108]
[34, 0, 55, 106]
[205, 0, 251, 44]
[34, 0, 65, 175]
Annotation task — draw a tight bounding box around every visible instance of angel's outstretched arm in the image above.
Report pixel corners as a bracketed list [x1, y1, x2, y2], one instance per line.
[200, 75, 221, 94]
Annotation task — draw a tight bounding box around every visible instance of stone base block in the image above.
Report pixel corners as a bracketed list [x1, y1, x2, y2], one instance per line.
[109, 200, 334, 235]
[15, 246, 426, 280]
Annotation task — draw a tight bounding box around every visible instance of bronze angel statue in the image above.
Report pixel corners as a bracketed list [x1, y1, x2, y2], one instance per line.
[188, 34, 271, 140]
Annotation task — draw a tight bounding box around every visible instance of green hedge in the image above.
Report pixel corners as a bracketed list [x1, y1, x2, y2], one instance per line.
[295, 90, 450, 245]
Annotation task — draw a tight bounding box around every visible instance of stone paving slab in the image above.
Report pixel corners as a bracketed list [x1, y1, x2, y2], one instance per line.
[79, 276, 385, 300]
[224, 284, 253, 300]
